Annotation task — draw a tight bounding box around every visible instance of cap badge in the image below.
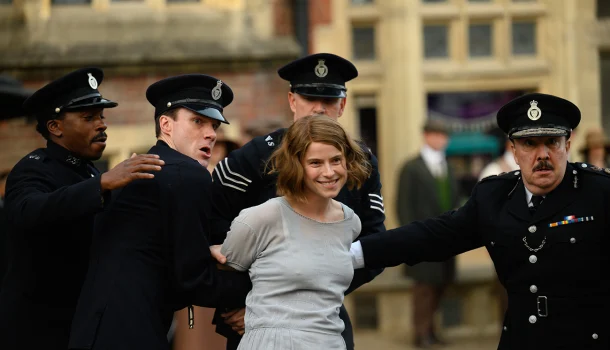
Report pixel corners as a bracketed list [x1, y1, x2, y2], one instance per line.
[211, 80, 223, 101]
[527, 100, 541, 121]
[315, 59, 328, 78]
[87, 73, 98, 90]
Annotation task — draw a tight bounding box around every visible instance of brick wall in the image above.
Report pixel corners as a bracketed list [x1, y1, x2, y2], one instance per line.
[0, 68, 293, 172]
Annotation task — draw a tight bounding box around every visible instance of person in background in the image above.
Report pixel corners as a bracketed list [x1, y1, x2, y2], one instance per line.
[396, 119, 460, 348]
[578, 127, 610, 168]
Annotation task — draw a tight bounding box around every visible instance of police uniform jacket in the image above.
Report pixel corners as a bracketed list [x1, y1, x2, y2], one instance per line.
[359, 162, 608, 350]
[68, 141, 252, 350]
[0, 140, 106, 350]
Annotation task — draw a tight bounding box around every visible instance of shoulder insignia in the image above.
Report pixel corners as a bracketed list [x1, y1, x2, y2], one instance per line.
[26, 150, 46, 161]
[575, 162, 610, 178]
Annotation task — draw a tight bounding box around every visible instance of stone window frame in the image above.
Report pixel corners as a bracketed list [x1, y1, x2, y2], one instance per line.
[420, 0, 545, 64]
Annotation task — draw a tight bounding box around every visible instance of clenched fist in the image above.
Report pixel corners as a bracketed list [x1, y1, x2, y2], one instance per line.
[100, 153, 165, 191]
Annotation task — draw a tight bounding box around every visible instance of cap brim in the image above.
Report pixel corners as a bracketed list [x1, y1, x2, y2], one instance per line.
[510, 127, 569, 139]
[65, 98, 118, 111]
[294, 87, 346, 99]
[182, 104, 228, 124]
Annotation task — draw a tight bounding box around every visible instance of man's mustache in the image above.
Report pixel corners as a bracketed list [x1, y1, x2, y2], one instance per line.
[91, 132, 107, 143]
[533, 160, 554, 171]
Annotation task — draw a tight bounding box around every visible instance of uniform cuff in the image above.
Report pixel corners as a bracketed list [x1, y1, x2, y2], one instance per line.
[350, 241, 365, 269]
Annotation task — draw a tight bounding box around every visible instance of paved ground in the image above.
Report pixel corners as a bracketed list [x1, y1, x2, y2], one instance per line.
[354, 332, 500, 350]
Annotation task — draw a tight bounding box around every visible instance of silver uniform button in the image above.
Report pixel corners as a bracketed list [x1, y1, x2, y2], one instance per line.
[570, 237, 576, 243]
[514, 171, 520, 175]
[528, 225, 537, 233]
[529, 255, 538, 264]
[530, 285, 538, 293]
[529, 315, 537, 324]
[592, 333, 598, 340]
[581, 163, 588, 168]
[503, 326, 507, 331]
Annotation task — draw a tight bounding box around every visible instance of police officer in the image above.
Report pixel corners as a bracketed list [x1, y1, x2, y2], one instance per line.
[0, 67, 165, 350]
[211, 53, 386, 350]
[68, 75, 252, 350]
[352, 93, 608, 350]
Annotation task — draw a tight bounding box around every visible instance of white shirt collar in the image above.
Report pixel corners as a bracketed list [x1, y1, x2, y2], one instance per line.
[524, 186, 546, 207]
[420, 144, 445, 165]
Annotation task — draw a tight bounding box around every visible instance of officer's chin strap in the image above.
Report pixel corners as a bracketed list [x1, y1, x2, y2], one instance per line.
[188, 305, 194, 329]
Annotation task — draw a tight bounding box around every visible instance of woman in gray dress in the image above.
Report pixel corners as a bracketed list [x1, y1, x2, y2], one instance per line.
[210, 115, 371, 349]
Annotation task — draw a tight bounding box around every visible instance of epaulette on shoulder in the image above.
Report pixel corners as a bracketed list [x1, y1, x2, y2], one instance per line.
[255, 128, 285, 149]
[574, 162, 610, 178]
[479, 169, 522, 184]
[24, 149, 45, 162]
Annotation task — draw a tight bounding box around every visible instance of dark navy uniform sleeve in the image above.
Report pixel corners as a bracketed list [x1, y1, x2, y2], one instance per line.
[5, 154, 105, 232]
[359, 183, 484, 269]
[345, 150, 386, 295]
[210, 137, 269, 244]
[169, 163, 251, 309]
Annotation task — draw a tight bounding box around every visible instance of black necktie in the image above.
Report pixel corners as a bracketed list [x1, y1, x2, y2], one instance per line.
[530, 195, 544, 213]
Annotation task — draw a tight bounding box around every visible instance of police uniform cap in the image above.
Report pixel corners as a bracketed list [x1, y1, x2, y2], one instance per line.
[0, 75, 33, 119]
[146, 74, 233, 124]
[23, 67, 117, 123]
[277, 53, 358, 99]
[497, 93, 580, 139]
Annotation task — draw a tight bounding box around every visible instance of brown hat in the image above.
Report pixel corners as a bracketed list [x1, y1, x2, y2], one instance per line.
[579, 128, 610, 155]
[423, 119, 449, 135]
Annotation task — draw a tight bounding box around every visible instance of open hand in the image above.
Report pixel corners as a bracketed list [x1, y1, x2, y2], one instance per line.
[100, 153, 164, 191]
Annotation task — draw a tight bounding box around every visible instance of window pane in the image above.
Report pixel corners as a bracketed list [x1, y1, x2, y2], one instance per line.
[352, 26, 376, 60]
[351, 0, 374, 4]
[598, 0, 610, 18]
[423, 0, 447, 3]
[512, 0, 536, 2]
[424, 24, 449, 58]
[167, 0, 199, 2]
[512, 22, 536, 55]
[52, 0, 91, 4]
[469, 0, 491, 2]
[469, 23, 492, 57]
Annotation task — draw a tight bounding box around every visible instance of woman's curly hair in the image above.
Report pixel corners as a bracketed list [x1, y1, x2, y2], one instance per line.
[267, 115, 372, 202]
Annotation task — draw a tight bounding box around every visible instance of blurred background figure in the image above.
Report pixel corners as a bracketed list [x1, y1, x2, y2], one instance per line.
[478, 133, 518, 179]
[396, 120, 460, 349]
[579, 127, 610, 168]
[207, 128, 241, 174]
[0, 75, 33, 292]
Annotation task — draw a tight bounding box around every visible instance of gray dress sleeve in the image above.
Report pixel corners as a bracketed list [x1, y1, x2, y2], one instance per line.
[220, 219, 259, 272]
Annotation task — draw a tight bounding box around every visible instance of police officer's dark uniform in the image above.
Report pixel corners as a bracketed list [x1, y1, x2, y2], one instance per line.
[68, 75, 252, 350]
[211, 53, 386, 350]
[356, 93, 608, 350]
[0, 75, 33, 292]
[0, 68, 117, 350]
